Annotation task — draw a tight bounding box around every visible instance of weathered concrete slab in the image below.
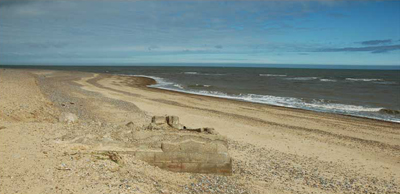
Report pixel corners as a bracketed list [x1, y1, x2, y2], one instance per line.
[134, 136, 232, 175]
[99, 115, 232, 175]
[152, 116, 167, 125]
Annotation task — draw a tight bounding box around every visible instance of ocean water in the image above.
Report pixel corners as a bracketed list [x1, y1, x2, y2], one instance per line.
[4, 66, 400, 122]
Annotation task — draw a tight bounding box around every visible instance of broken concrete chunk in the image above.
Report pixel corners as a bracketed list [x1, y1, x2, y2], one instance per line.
[101, 115, 232, 174]
[167, 116, 180, 128]
[146, 123, 164, 130]
[161, 140, 219, 153]
[161, 142, 181, 152]
[150, 115, 184, 129]
[151, 116, 167, 125]
[134, 137, 232, 175]
[150, 116, 218, 134]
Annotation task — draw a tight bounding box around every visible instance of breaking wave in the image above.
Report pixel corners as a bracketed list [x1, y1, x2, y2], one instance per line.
[184, 72, 225, 76]
[320, 79, 337, 82]
[346, 78, 383, 82]
[184, 72, 198, 75]
[285, 77, 319, 81]
[259, 74, 287, 77]
[124, 74, 400, 123]
[188, 84, 212, 88]
[173, 84, 184, 89]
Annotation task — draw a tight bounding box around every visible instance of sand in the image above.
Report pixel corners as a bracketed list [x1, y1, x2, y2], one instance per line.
[0, 68, 399, 194]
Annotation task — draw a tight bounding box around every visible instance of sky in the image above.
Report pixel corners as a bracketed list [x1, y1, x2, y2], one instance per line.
[0, 0, 399, 66]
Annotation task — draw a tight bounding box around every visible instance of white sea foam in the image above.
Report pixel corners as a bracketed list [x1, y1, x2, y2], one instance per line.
[151, 83, 384, 114]
[346, 78, 383, 82]
[154, 86, 398, 122]
[173, 84, 184, 89]
[320, 79, 337, 82]
[120, 74, 400, 123]
[259, 74, 287, 77]
[304, 102, 382, 112]
[180, 91, 398, 122]
[184, 72, 198, 75]
[128, 74, 175, 88]
[184, 72, 225, 76]
[190, 84, 212, 88]
[285, 77, 318, 81]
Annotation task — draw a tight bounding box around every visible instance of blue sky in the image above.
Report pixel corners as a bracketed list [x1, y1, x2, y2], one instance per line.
[0, 0, 399, 66]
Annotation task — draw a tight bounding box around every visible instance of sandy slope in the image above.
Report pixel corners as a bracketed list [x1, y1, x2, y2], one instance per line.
[0, 69, 399, 194]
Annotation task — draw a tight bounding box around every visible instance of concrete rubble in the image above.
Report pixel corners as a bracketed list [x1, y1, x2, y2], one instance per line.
[94, 115, 232, 175]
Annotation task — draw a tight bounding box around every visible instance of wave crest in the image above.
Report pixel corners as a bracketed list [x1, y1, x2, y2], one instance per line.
[320, 79, 336, 82]
[184, 72, 198, 75]
[346, 78, 383, 82]
[285, 77, 318, 81]
[259, 74, 287, 77]
[188, 84, 212, 88]
[183, 72, 225, 76]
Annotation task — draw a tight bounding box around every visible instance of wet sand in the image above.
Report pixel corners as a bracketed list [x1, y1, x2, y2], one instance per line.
[1, 68, 399, 193]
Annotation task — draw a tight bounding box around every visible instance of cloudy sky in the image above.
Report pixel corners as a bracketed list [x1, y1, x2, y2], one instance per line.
[0, 0, 399, 66]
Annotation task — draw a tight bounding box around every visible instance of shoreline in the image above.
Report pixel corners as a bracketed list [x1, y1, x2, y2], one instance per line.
[2, 66, 399, 124]
[148, 84, 400, 125]
[2, 65, 399, 125]
[130, 75, 400, 125]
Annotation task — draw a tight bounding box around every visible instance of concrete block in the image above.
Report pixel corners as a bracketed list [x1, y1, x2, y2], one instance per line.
[163, 140, 218, 153]
[127, 124, 233, 175]
[131, 131, 154, 140]
[207, 153, 230, 164]
[161, 142, 181, 152]
[189, 153, 209, 163]
[155, 152, 190, 163]
[135, 151, 156, 162]
[135, 151, 232, 174]
[167, 116, 180, 128]
[181, 163, 200, 172]
[216, 142, 228, 153]
[154, 152, 171, 162]
[152, 116, 166, 125]
[179, 140, 204, 153]
[198, 163, 217, 173]
[151, 162, 165, 168]
[201, 143, 218, 153]
[165, 163, 182, 172]
[216, 161, 232, 175]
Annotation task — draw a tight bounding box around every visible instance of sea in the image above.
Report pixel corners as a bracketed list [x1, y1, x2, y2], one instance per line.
[3, 65, 400, 123]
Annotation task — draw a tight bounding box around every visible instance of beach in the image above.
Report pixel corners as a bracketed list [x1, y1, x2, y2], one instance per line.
[0, 68, 399, 193]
